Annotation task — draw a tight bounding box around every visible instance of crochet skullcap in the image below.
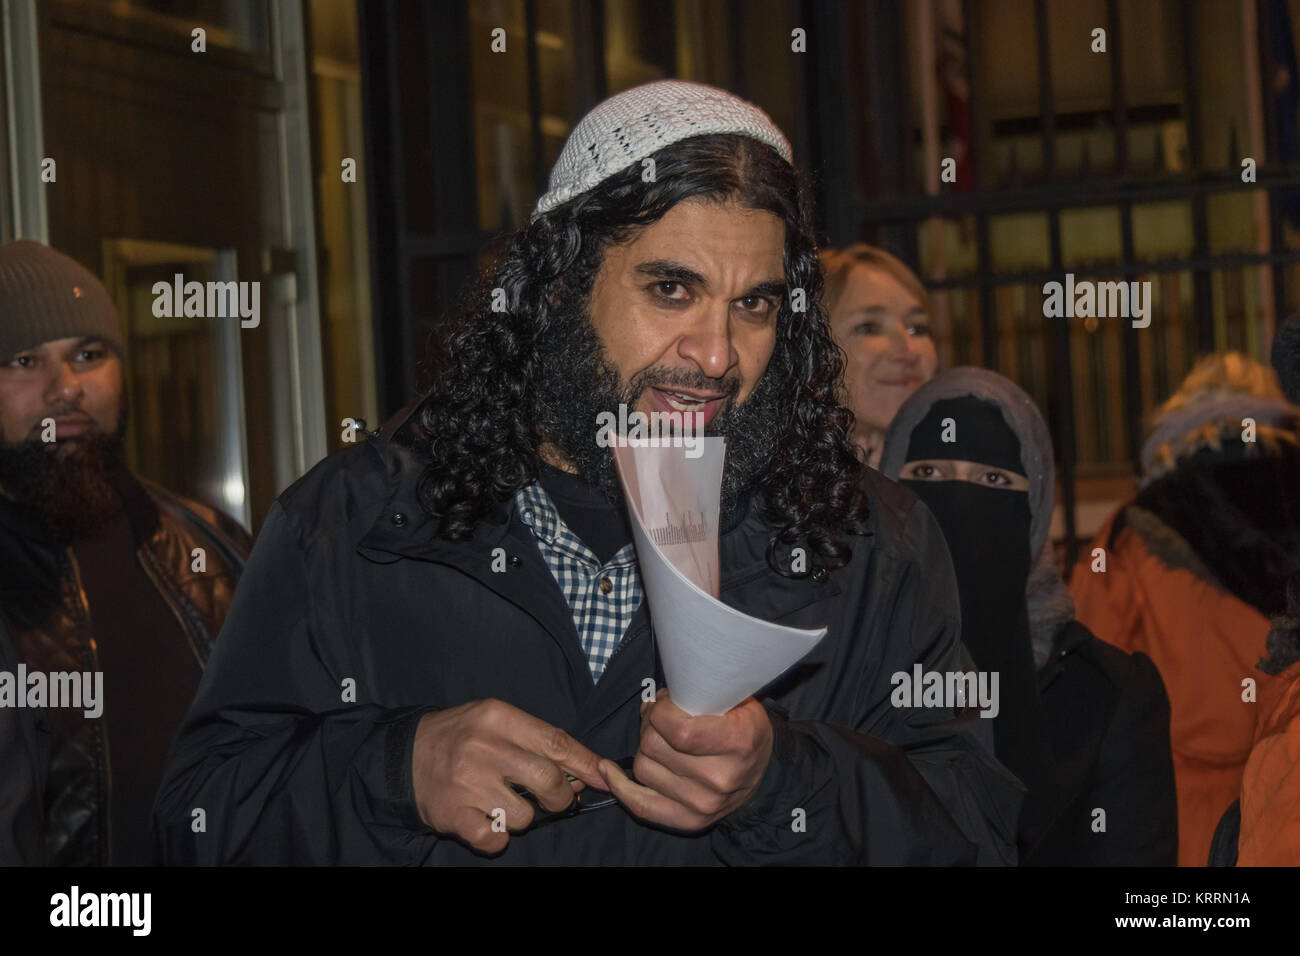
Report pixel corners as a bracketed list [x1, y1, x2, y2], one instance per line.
[532, 79, 793, 218]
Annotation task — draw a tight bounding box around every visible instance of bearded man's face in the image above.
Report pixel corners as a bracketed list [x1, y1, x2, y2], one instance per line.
[0, 337, 126, 540]
[534, 198, 790, 517]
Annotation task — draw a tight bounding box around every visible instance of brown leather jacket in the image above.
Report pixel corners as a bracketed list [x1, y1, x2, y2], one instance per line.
[0, 471, 251, 865]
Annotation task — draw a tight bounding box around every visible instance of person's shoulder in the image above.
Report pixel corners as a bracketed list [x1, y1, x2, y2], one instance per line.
[273, 435, 412, 542]
[276, 400, 428, 529]
[858, 465, 941, 561]
[1060, 619, 1167, 701]
[138, 476, 253, 557]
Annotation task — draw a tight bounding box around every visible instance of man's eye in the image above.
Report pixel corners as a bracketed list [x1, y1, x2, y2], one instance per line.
[653, 281, 688, 301]
[909, 323, 933, 338]
[10, 355, 36, 369]
[737, 295, 774, 315]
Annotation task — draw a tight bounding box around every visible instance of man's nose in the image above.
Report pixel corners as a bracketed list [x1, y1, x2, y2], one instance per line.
[676, 303, 738, 380]
[44, 361, 84, 404]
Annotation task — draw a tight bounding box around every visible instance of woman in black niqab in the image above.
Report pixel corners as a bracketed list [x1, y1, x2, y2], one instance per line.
[881, 368, 1178, 865]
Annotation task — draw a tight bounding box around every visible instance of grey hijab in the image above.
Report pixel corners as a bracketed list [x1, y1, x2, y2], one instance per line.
[880, 367, 1075, 667]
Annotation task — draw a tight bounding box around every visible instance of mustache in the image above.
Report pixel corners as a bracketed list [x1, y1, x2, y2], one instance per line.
[22, 407, 98, 437]
[627, 367, 742, 400]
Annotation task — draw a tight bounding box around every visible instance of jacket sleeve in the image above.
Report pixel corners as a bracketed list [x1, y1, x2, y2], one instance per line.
[1083, 651, 1178, 865]
[1238, 666, 1300, 865]
[153, 500, 437, 865]
[711, 498, 1024, 865]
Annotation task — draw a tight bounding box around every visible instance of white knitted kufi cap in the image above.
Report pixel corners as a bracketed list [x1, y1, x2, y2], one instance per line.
[532, 80, 793, 219]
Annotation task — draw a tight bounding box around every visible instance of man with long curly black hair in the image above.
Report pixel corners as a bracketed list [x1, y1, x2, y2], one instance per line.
[156, 81, 1021, 865]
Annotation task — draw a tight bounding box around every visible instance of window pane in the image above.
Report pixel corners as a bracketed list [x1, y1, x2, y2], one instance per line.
[310, 0, 378, 454]
[1120, 0, 1189, 174]
[976, 0, 1044, 185]
[990, 212, 1051, 271]
[605, 0, 675, 89]
[470, 0, 534, 231]
[1047, 0, 1113, 178]
[1060, 205, 1121, 268]
[536, 0, 579, 172]
[95, 0, 269, 55]
[1207, 191, 1259, 255]
[1133, 200, 1194, 261]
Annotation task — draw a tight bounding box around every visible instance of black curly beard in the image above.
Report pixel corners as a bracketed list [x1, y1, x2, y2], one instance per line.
[0, 408, 127, 543]
[532, 298, 786, 527]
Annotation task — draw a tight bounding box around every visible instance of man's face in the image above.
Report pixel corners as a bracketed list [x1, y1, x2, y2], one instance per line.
[0, 337, 126, 539]
[0, 336, 123, 448]
[533, 197, 791, 514]
[587, 198, 786, 425]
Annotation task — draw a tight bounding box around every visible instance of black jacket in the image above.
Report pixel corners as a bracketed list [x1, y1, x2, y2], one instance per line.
[1020, 620, 1179, 865]
[0, 620, 43, 865]
[155, 413, 1023, 865]
[0, 472, 252, 866]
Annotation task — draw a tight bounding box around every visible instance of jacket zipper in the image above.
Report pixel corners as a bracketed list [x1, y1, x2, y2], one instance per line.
[65, 549, 111, 866]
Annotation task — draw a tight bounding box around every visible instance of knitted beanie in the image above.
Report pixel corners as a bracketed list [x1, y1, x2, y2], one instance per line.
[0, 240, 123, 361]
[532, 80, 793, 218]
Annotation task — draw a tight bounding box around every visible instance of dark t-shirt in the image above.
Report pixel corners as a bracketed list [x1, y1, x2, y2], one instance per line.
[537, 464, 632, 564]
[71, 509, 200, 866]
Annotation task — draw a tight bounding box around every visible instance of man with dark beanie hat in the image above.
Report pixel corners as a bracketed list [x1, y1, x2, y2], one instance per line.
[0, 239, 252, 865]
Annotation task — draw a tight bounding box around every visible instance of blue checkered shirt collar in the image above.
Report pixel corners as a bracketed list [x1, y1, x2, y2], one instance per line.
[515, 482, 641, 681]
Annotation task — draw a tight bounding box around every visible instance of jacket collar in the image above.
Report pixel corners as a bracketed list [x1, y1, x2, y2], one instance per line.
[1037, 619, 1090, 690]
[355, 424, 839, 610]
[113, 468, 162, 548]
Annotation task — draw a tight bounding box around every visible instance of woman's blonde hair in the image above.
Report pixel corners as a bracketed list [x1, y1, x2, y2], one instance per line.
[819, 243, 930, 318]
[1144, 351, 1298, 479]
[1150, 351, 1284, 425]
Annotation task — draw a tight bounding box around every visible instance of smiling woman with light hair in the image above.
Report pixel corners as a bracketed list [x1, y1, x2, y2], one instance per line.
[821, 243, 939, 467]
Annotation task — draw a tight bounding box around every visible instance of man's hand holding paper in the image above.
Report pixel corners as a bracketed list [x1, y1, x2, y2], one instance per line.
[599, 688, 773, 831]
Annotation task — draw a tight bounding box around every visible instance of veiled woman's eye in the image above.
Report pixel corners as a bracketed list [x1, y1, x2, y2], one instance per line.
[984, 470, 1010, 485]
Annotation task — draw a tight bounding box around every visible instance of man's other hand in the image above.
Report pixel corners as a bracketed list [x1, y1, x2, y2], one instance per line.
[412, 699, 608, 855]
[600, 689, 773, 832]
